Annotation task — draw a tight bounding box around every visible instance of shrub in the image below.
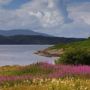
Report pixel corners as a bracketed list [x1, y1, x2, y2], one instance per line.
[55, 47, 90, 65]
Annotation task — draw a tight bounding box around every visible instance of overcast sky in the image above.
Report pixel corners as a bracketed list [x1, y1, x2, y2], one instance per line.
[0, 0, 90, 38]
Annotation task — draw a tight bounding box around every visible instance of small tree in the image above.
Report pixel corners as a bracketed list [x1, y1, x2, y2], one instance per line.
[55, 47, 90, 65]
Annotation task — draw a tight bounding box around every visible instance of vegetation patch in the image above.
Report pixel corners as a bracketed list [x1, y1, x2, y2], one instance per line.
[55, 47, 90, 65]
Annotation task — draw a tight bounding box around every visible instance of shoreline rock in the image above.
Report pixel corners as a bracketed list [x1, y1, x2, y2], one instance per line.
[35, 48, 64, 57]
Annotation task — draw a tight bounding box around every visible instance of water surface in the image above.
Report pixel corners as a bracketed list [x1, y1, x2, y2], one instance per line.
[0, 45, 56, 66]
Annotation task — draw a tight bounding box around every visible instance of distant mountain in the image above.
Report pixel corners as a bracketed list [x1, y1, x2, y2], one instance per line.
[0, 30, 85, 45]
[0, 30, 50, 36]
[0, 35, 84, 45]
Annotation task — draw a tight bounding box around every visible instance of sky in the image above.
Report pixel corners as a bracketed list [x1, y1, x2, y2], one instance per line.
[0, 0, 90, 38]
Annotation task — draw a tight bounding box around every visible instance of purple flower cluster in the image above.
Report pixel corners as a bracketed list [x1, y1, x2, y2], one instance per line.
[0, 75, 33, 84]
[48, 65, 90, 78]
[36, 63, 90, 78]
[0, 63, 90, 84]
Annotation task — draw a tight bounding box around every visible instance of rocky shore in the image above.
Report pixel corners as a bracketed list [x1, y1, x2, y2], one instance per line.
[35, 48, 64, 57]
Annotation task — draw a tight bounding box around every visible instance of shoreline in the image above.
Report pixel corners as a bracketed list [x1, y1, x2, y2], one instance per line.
[34, 48, 64, 57]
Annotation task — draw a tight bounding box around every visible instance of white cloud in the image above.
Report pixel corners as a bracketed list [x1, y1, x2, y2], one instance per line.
[0, 0, 12, 5]
[68, 2, 90, 25]
[48, 0, 54, 8]
[20, 0, 64, 28]
[0, 0, 90, 38]
[0, 0, 64, 29]
[0, 8, 41, 29]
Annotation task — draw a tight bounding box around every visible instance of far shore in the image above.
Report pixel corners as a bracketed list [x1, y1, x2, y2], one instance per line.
[34, 48, 64, 57]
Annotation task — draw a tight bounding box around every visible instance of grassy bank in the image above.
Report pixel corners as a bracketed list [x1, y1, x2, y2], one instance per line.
[36, 38, 90, 57]
[50, 38, 90, 50]
[0, 63, 90, 89]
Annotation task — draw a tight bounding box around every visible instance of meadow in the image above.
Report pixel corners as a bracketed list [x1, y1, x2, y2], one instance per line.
[2, 78, 90, 90]
[50, 38, 90, 50]
[0, 62, 90, 90]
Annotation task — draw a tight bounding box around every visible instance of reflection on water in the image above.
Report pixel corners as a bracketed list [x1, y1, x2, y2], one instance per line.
[0, 45, 56, 66]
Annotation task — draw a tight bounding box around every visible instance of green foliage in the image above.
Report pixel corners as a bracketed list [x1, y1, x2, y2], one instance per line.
[55, 47, 90, 65]
[0, 63, 53, 76]
[51, 38, 90, 50]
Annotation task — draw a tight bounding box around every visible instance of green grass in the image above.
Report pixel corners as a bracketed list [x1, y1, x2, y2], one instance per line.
[50, 38, 90, 50]
[0, 63, 53, 76]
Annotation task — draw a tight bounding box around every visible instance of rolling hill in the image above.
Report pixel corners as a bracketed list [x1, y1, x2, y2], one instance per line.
[0, 30, 49, 36]
[50, 37, 90, 49]
[36, 38, 89, 57]
[0, 30, 84, 44]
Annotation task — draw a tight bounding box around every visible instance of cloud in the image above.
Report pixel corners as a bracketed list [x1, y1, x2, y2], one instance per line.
[68, 2, 90, 25]
[0, 0, 64, 29]
[37, 21, 90, 38]
[2, 0, 31, 9]
[54, 0, 73, 23]
[0, 0, 90, 38]
[0, 8, 41, 29]
[21, 0, 64, 27]
[0, 0, 12, 5]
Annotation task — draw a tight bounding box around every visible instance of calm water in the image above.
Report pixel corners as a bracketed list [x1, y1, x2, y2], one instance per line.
[0, 45, 56, 66]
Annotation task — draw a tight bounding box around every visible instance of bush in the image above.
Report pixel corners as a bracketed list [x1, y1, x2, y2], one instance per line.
[55, 47, 90, 65]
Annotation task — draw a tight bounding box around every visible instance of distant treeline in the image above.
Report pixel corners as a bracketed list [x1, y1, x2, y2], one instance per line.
[0, 35, 84, 44]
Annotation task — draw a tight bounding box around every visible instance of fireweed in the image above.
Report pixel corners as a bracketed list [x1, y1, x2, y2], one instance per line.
[0, 63, 90, 88]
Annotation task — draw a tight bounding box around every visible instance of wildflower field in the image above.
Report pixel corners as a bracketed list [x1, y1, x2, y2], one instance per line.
[0, 63, 90, 90]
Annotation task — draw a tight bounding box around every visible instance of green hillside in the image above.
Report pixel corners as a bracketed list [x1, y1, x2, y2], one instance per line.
[36, 38, 90, 58]
[50, 38, 90, 65]
[50, 38, 90, 50]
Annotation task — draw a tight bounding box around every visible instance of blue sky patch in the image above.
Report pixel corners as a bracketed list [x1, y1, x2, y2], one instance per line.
[2, 0, 31, 9]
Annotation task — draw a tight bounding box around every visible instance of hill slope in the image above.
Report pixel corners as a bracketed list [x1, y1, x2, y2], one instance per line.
[36, 38, 89, 57]
[0, 35, 83, 44]
[50, 38, 90, 49]
[0, 30, 49, 36]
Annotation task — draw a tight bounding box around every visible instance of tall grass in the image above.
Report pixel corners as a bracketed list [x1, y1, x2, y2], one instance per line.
[0, 63, 90, 89]
[2, 78, 90, 90]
